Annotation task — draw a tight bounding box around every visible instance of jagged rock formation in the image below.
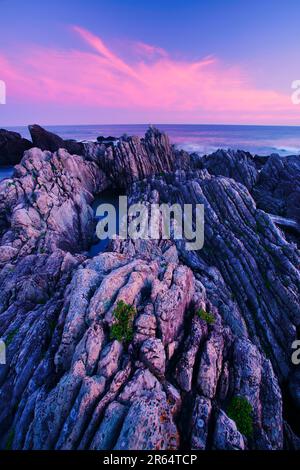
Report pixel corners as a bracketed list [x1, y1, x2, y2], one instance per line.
[128, 171, 300, 380]
[0, 127, 299, 450]
[195, 149, 258, 190]
[0, 147, 108, 264]
[1, 125, 90, 167]
[0, 129, 32, 167]
[96, 127, 177, 189]
[253, 154, 269, 170]
[253, 154, 300, 223]
[1, 124, 178, 189]
[29, 124, 85, 157]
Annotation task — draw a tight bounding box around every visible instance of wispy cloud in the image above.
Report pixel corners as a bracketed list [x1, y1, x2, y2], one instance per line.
[0, 26, 298, 124]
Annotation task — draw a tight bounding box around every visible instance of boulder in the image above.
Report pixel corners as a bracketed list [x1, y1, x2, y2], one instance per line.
[29, 124, 85, 156]
[0, 129, 32, 166]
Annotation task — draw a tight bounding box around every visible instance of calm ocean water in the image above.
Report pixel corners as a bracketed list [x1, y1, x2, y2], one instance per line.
[5, 124, 300, 157]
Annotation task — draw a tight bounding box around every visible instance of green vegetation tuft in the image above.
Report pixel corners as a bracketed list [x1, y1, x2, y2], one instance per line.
[227, 396, 253, 438]
[49, 319, 56, 335]
[5, 428, 15, 450]
[110, 300, 136, 343]
[6, 328, 19, 346]
[196, 308, 215, 325]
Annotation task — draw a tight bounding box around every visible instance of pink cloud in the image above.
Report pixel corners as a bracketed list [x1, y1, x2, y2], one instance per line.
[133, 41, 168, 60]
[0, 26, 299, 124]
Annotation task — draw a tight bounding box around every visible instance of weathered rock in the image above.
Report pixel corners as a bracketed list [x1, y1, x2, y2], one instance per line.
[29, 124, 85, 156]
[288, 369, 300, 410]
[90, 401, 127, 450]
[140, 338, 166, 376]
[130, 171, 300, 381]
[114, 392, 179, 450]
[197, 331, 224, 398]
[134, 305, 157, 345]
[0, 147, 108, 262]
[0, 129, 32, 166]
[0, 127, 299, 451]
[175, 316, 207, 392]
[198, 149, 258, 190]
[253, 154, 300, 224]
[213, 410, 245, 450]
[190, 396, 212, 450]
[29, 124, 65, 152]
[155, 264, 194, 350]
[97, 340, 123, 379]
[97, 127, 177, 189]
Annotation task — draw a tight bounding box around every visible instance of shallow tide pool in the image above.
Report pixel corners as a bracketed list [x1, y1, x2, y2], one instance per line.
[0, 167, 14, 181]
[88, 189, 120, 257]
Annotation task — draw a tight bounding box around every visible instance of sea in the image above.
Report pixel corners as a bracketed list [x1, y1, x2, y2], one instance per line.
[1, 123, 300, 181]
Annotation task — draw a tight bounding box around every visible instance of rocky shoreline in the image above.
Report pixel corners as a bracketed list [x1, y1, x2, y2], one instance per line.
[0, 126, 299, 450]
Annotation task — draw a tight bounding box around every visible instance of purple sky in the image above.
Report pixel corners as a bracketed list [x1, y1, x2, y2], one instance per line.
[0, 0, 299, 125]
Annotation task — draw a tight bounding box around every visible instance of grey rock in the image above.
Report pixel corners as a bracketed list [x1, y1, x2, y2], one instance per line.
[90, 401, 127, 450]
[197, 331, 224, 398]
[198, 148, 258, 190]
[0, 127, 298, 451]
[213, 410, 245, 450]
[253, 154, 300, 223]
[114, 392, 179, 450]
[140, 338, 166, 376]
[190, 395, 212, 450]
[288, 368, 300, 410]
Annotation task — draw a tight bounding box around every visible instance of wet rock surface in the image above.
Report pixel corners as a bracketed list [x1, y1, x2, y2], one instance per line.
[0, 127, 299, 450]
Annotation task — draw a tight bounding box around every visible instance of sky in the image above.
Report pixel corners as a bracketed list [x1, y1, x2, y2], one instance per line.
[0, 0, 299, 126]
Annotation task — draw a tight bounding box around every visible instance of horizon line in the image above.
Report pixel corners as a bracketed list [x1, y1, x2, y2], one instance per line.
[3, 122, 300, 129]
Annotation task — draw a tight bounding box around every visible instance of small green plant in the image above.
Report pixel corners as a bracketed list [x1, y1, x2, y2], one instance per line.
[110, 300, 136, 343]
[49, 319, 56, 335]
[196, 308, 215, 325]
[262, 273, 272, 290]
[6, 328, 19, 346]
[5, 428, 15, 450]
[265, 279, 271, 290]
[227, 396, 253, 438]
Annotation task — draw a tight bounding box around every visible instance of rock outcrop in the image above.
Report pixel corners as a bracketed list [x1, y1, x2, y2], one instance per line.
[196, 149, 258, 190]
[0, 127, 299, 451]
[253, 154, 300, 223]
[128, 170, 300, 381]
[0, 147, 108, 264]
[29, 124, 85, 156]
[96, 127, 176, 189]
[0, 129, 32, 167]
